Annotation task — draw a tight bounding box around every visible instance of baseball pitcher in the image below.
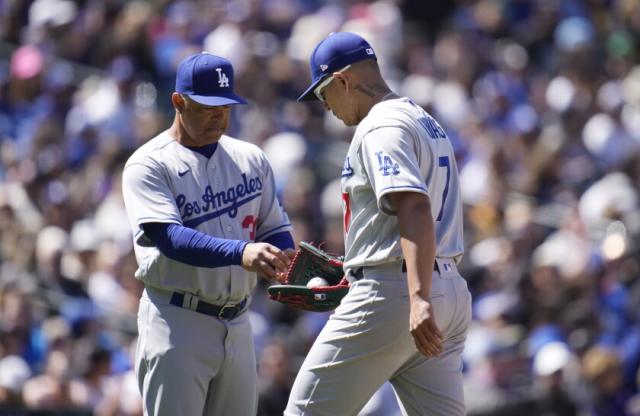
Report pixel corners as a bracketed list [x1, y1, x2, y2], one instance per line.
[286, 32, 472, 415]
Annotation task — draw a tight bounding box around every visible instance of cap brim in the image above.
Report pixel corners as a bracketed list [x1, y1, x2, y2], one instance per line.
[188, 93, 248, 106]
[297, 78, 325, 102]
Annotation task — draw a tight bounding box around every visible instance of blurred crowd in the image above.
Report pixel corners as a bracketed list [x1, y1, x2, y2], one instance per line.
[1, 0, 640, 415]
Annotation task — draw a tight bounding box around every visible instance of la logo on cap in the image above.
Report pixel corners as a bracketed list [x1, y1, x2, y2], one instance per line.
[175, 52, 247, 106]
[320, 64, 328, 72]
[216, 68, 229, 87]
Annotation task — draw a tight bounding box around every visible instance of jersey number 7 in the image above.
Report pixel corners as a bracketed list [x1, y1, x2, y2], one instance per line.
[436, 156, 450, 221]
[342, 192, 351, 233]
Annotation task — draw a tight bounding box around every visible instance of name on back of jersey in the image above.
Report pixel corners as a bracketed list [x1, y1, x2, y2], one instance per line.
[418, 116, 447, 139]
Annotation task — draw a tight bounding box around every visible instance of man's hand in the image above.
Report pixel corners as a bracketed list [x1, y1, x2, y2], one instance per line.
[409, 295, 444, 357]
[241, 243, 291, 281]
[275, 248, 297, 281]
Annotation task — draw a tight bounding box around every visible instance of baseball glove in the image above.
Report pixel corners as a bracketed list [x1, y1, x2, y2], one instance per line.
[268, 241, 349, 312]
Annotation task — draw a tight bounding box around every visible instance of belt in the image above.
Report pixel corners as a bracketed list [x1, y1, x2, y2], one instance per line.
[351, 260, 439, 280]
[169, 292, 248, 320]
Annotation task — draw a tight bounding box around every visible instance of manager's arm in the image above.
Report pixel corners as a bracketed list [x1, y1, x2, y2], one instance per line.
[142, 222, 291, 280]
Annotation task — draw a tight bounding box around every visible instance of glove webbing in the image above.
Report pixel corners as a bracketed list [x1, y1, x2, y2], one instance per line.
[283, 248, 303, 284]
[283, 247, 342, 284]
[284, 244, 342, 284]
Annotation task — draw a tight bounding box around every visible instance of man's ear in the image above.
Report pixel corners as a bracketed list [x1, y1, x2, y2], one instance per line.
[334, 72, 350, 91]
[171, 93, 184, 112]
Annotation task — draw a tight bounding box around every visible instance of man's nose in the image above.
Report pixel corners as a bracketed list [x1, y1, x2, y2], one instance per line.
[210, 106, 230, 116]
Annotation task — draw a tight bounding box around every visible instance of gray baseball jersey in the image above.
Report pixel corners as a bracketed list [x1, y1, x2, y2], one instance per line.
[341, 96, 464, 271]
[122, 131, 292, 303]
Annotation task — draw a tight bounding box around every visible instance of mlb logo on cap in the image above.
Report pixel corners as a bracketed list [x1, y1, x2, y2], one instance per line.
[175, 52, 247, 106]
[298, 32, 377, 101]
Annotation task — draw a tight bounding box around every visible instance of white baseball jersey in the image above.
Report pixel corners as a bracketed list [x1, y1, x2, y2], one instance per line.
[122, 131, 292, 303]
[341, 97, 463, 271]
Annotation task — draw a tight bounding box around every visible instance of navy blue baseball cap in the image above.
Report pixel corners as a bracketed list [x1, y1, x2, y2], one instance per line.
[175, 52, 247, 106]
[297, 32, 377, 102]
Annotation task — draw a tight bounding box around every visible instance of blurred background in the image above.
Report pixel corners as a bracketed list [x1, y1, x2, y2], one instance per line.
[1, 0, 640, 415]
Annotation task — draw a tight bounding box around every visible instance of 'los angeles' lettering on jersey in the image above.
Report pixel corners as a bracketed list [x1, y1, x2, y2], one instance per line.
[122, 132, 292, 303]
[177, 173, 263, 226]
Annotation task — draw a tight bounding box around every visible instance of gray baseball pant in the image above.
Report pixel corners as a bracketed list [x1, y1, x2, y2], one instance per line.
[285, 258, 472, 416]
[135, 287, 257, 416]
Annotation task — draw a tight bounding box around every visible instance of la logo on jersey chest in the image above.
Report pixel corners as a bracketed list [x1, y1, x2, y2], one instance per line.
[341, 157, 354, 177]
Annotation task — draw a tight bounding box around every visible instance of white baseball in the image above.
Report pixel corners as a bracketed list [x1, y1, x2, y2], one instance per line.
[306, 277, 329, 288]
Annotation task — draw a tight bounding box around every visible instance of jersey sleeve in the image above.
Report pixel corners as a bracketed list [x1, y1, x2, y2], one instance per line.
[122, 161, 182, 247]
[254, 154, 292, 241]
[360, 126, 429, 215]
